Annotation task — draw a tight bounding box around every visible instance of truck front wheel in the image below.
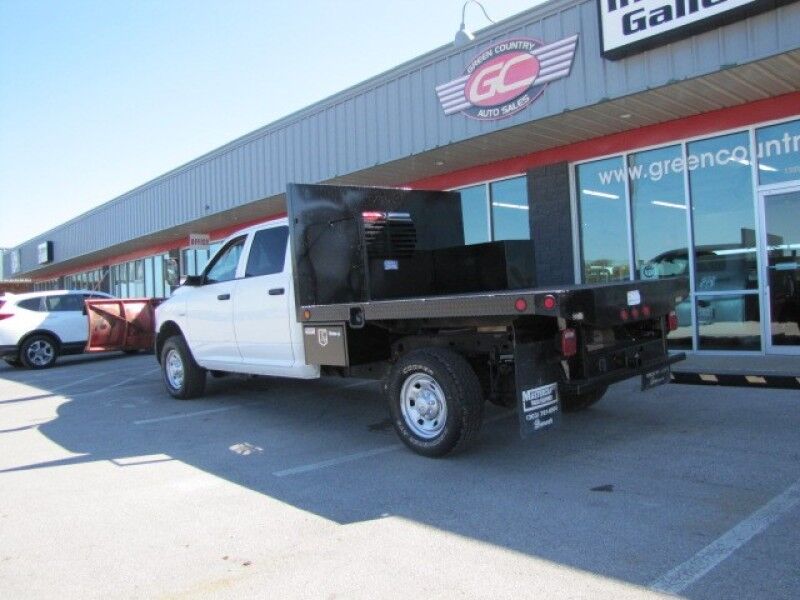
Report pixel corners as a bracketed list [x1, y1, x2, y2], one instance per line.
[386, 348, 483, 457]
[160, 335, 206, 400]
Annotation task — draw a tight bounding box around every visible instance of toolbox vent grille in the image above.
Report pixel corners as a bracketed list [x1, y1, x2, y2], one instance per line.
[363, 212, 417, 258]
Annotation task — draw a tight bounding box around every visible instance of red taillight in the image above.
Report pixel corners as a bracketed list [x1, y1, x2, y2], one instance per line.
[542, 294, 557, 310]
[620, 308, 629, 321]
[667, 310, 679, 332]
[641, 305, 651, 318]
[514, 298, 528, 312]
[0, 313, 13, 321]
[361, 211, 385, 222]
[631, 306, 640, 319]
[560, 328, 577, 357]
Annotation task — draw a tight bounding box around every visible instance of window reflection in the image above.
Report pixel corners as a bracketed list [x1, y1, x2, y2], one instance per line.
[629, 145, 689, 281]
[755, 119, 800, 186]
[576, 157, 630, 283]
[110, 254, 173, 299]
[491, 177, 529, 241]
[455, 177, 529, 244]
[696, 294, 761, 351]
[763, 191, 800, 347]
[459, 185, 490, 245]
[688, 132, 758, 291]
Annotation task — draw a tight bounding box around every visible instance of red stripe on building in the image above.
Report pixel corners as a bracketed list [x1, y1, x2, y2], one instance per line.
[408, 92, 800, 190]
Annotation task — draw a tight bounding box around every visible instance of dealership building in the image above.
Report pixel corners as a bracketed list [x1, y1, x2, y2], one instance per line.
[4, 0, 800, 356]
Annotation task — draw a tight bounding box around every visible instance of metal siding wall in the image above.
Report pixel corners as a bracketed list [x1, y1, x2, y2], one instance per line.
[12, 0, 800, 274]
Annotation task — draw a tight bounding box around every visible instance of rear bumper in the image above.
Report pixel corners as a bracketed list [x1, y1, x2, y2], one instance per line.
[562, 352, 686, 395]
[0, 344, 19, 359]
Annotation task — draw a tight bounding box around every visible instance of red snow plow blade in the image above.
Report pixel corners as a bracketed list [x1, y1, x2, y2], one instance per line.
[85, 298, 162, 352]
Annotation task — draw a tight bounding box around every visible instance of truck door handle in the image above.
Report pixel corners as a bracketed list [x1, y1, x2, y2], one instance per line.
[268, 288, 285, 296]
[217, 294, 230, 301]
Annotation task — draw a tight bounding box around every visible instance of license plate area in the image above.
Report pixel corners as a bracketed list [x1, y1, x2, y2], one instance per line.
[642, 365, 671, 390]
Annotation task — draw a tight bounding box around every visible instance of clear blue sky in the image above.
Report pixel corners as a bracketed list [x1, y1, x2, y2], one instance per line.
[0, 0, 542, 248]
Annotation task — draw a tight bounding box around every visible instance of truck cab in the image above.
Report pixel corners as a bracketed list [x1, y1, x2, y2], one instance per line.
[155, 219, 318, 381]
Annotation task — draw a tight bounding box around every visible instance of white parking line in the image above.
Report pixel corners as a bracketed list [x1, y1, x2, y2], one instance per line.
[650, 478, 800, 594]
[273, 411, 516, 477]
[273, 444, 403, 477]
[51, 373, 115, 396]
[133, 405, 241, 425]
[101, 368, 161, 392]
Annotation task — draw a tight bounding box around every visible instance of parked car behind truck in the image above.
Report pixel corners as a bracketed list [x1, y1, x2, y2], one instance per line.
[155, 184, 687, 457]
[0, 290, 113, 368]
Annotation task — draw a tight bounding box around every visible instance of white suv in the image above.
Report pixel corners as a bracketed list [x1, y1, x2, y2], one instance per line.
[0, 290, 113, 369]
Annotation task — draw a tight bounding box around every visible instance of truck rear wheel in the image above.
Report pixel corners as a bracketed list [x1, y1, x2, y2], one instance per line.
[560, 386, 607, 412]
[386, 348, 483, 457]
[160, 335, 206, 400]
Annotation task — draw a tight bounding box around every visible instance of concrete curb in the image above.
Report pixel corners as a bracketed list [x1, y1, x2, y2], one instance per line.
[670, 371, 800, 390]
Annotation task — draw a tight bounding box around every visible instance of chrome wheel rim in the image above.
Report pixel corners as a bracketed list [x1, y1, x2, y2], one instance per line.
[26, 339, 54, 367]
[400, 373, 447, 439]
[165, 349, 184, 390]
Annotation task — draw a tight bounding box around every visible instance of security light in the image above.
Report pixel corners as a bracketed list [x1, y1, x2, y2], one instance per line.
[454, 1, 495, 47]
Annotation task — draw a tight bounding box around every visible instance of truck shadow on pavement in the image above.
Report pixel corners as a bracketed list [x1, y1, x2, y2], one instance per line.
[3, 356, 800, 594]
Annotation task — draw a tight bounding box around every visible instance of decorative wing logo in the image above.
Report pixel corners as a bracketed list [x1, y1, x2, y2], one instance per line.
[436, 34, 579, 120]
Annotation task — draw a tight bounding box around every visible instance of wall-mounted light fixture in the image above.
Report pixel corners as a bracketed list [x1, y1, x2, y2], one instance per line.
[454, 0, 495, 47]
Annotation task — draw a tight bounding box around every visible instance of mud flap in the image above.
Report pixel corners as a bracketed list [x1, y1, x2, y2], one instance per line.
[513, 327, 562, 439]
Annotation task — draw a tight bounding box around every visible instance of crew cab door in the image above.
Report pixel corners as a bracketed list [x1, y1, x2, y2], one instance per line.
[184, 236, 246, 366]
[232, 224, 295, 371]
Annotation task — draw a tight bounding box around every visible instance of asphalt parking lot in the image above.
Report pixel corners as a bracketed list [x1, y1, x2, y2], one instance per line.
[1, 353, 798, 599]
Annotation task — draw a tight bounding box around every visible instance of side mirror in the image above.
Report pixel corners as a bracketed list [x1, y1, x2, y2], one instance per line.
[182, 275, 203, 287]
[164, 258, 180, 287]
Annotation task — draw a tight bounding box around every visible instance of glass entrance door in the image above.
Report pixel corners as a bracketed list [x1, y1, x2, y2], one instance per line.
[760, 186, 800, 354]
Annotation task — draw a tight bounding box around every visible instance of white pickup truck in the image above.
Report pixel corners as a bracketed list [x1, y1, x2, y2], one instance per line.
[155, 184, 686, 457]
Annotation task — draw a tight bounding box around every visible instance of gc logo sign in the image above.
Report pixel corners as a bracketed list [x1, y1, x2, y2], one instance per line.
[436, 35, 578, 121]
[466, 53, 539, 106]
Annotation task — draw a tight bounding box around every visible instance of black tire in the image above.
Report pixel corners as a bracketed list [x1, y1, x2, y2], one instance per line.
[4, 357, 23, 368]
[385, 347, 483, 457]
[560, 386, 608, 412]
[19, 334, 59, 369]
[160, 335, 206, 399]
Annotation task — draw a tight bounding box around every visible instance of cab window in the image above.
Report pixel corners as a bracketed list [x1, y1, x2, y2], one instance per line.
[245, 226, 289, 277]
[204, 237, 245, 284]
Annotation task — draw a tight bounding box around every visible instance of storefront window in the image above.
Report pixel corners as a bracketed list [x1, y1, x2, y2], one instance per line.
[154, 255, 165, 298]
[455, 177, 529, 244]
[110, 254, 173, 299]
[696, 294, 761, 351]
[629, 145, 689, 280]
[63, 267, 109, 293]
[688, 132, 758, 292]
[756, 119, 800, 185]
[459, 185, 489, 244]
[181, 244, 220, 277]
[490, 177, 529, 241]
[576, 157, 630, 283]
[144, 259, 154, 297]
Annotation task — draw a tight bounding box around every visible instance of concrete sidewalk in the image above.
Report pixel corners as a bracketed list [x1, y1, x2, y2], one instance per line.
[671, 353, 799, 389]
[674, 354, 799, 376]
